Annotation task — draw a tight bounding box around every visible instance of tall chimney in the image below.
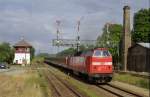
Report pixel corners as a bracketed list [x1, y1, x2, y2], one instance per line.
[122, 6, 131, 71]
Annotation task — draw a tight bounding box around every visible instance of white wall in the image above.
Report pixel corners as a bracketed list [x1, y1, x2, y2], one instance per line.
[13, 53, 30, 64]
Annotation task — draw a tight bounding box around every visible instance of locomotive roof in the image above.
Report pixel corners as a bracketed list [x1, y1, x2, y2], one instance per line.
[94, 48, 108, 50]
[73, 47, 109, 56]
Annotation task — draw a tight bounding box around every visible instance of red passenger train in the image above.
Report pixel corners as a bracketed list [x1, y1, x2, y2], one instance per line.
[45, 48, 113, 83]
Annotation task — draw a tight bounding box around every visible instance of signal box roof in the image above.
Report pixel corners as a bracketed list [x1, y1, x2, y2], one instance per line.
[14, 39, 32, 47]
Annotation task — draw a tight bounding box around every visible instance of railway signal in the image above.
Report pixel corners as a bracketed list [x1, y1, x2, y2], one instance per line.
[52, 18, 97, 52]
[52, 38, 96, 47]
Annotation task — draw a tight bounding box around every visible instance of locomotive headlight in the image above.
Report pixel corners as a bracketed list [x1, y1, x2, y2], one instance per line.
[104, 62, 112, 65]
[92, 62, 102, 65]
[92, 62, 112, 65]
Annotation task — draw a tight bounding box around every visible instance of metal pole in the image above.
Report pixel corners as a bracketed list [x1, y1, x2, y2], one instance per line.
[118, 44, 120, 70]
[77, 19, 81, 52]
[56, 20, 61, 53]
[106, 23, 110, 47]
[148, 34, 150, 91]
[77, 36, 80, 52]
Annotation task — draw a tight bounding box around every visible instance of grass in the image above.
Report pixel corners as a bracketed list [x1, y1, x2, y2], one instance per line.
[25, 69, 52, 97]
[113, 73, 149, 89]
[0, 68, 51, 97]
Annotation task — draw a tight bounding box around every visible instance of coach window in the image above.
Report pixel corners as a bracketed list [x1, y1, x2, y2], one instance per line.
[86, 51, 92, 56]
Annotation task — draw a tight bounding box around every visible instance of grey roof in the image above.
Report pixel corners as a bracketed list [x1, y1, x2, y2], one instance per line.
[138, 43, 150, 49]
[14, 39, 32, 47]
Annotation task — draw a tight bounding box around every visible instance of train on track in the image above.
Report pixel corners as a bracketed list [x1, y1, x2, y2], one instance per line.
[45, 48, 113, 83]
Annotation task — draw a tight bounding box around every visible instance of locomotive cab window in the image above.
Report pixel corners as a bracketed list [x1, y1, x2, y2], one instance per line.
[93, 50, 102, 56]
[102, 50, 110, 57]
[93, 50, 110, 57]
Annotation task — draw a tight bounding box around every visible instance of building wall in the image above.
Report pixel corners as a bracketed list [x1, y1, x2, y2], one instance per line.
[127, 45, 149, 72]
[13, 53, 30, 64]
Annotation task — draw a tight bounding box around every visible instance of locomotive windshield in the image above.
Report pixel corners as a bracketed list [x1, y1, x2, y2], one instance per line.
[93, 50, 111, 57]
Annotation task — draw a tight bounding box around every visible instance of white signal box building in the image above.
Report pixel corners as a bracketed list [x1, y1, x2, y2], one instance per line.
[13, 39, 32, 65]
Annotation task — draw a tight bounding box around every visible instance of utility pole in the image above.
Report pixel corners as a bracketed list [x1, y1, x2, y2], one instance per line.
[77, 19, 81, 52]
[76, 36, 80, 52]
[56, 20, 61, 53]
[106, 23, 110, 47]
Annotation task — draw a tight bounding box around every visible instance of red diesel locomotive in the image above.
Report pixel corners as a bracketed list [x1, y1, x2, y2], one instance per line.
[45, 48, 113, 83]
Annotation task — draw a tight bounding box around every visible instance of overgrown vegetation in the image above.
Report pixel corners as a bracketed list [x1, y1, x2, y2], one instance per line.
[0, 69, 50, 97]
[30, 47, 35, 60]
[113, 73, 149, 89]
[24, 70, 51, 97]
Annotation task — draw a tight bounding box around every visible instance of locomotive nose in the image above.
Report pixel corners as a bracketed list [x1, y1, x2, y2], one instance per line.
[91, 49, 113, 74]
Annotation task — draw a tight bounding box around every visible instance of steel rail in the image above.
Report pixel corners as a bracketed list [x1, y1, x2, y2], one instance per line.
[45, 73, 62, 97]
[48, 69, 84, 97]
[98, 84, 146, 97]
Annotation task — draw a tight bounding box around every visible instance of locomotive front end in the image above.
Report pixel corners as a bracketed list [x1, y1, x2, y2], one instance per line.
[89, 48, 113, 83]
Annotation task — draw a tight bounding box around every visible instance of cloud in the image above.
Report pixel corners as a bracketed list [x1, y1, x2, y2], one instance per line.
[0, 0, 149, 54]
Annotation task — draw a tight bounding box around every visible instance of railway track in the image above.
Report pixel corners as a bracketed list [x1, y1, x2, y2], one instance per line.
[45, 63, 148, 97]
[45, 68, 86, 97]
[98, 83, 147, 97]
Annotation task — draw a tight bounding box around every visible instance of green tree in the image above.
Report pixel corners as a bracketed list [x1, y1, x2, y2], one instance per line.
[79, 44, 93, 51]
[57, 48, 76, 56]
[30, 47, 35, 60]
[97, 23, 123, 64]
[97, 24, 122, 47]
[0, 42, 14, 63]
[36, 53, 51, 58]
[132, 8, 150, 42]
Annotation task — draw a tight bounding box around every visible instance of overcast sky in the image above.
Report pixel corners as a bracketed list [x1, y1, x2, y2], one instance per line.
[0, 0, 149, 54]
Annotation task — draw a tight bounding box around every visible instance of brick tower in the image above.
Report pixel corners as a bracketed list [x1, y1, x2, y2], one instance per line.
[122, 6, 131, 71]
